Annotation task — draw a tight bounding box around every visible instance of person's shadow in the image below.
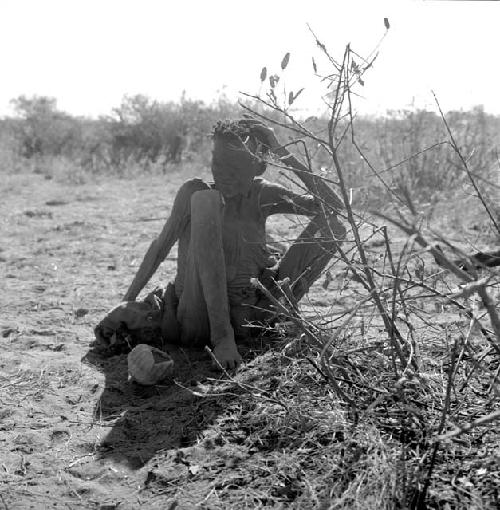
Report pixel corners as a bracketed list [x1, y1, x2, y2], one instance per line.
[81, 337, 270, 470]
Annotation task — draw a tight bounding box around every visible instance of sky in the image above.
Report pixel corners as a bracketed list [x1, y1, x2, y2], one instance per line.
[0, 0, 499, 118]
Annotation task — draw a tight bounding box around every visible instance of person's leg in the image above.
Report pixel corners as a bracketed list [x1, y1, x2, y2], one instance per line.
[175, 190, 241, 367]
[174, 236, 211, 345]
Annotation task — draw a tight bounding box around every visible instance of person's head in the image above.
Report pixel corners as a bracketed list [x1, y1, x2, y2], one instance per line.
[211, 121, 267, 198]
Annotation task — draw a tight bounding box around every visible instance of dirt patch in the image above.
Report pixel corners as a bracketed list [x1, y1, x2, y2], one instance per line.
[1, 171, 500, 509]
[0, 171, 313, 509]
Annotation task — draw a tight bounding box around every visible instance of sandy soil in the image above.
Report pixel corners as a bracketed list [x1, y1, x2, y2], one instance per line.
[2, 170, 500, 509]
[0, 171, 335, 509]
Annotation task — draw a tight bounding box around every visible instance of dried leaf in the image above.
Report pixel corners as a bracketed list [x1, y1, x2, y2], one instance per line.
[281, 52, 290, 70]
[269, 74, 280, 89]
[260, 66, 267, 82]
[288, 91, 294, 105]
[293, 88, 305, 102]
[316, 39, 326, 52]
[359, 77, 364, 86]
[384, 17, 390, 29]
[312, 57, 317, 73]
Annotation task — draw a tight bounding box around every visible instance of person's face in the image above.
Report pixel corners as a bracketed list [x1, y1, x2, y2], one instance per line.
[211, 160, 255, 198]
[211, 132, 264, 198]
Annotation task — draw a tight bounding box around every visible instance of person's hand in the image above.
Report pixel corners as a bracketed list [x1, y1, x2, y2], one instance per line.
[212, 340, 242, 370]
[238, 117, 281, 153]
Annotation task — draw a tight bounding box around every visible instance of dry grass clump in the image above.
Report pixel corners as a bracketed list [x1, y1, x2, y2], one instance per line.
[177, 342, 419, 507]
[166, 297, 499, 508]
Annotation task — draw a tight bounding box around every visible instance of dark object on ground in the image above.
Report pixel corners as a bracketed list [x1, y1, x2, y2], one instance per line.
[454, 248, 500, 271]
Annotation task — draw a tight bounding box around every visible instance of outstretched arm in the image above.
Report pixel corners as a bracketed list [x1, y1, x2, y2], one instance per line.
[244, 119, 346, 247]
[274, 147, 344, 212]
[241, 119, 344, 212]
[123, 179, 209, 301]
[259, 180, 320, 217]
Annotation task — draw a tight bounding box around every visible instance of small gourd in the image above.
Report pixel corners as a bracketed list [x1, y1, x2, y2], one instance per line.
[127, 344, 174, 385]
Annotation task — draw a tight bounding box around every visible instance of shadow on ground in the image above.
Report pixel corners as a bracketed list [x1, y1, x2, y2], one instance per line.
[81, 340, 268, 471]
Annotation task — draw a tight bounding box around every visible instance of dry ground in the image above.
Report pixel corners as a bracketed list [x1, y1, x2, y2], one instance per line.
[0, 169, 339, 509]
[1, 169, 499, 509]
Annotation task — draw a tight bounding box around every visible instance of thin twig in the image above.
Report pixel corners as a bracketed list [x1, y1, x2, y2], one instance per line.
[433, 91, 500, 235]
[416, 333, 460, 508]
[436, 409, 500, 441]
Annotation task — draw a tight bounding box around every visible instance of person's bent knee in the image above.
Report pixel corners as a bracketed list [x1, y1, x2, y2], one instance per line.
[320, 213, 346, 242]
[191, 189, 223, 217]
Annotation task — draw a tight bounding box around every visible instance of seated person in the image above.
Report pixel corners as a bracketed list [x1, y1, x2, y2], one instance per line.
[95, 119, 345, 369]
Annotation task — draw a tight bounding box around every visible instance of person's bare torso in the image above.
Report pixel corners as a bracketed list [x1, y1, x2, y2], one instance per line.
[174, 179, 277, 304]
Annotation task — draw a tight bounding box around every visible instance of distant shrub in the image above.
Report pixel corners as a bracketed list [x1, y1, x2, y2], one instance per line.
[107, 93, 245, 169]
[0, 93, 245, 175]
[298, 106, 500, 206]
[1, 94, 498, 197]
[9, 96, 83, 158]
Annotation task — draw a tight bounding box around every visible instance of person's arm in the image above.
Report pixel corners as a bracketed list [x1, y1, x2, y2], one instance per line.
[242, 119, 346, 242]
[241, 118, 344, 212]
[123, 178, 209, 301]
[266, 152, 346, 242]
[259, 179, 320, 217]
[273, 147, 344, 212]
